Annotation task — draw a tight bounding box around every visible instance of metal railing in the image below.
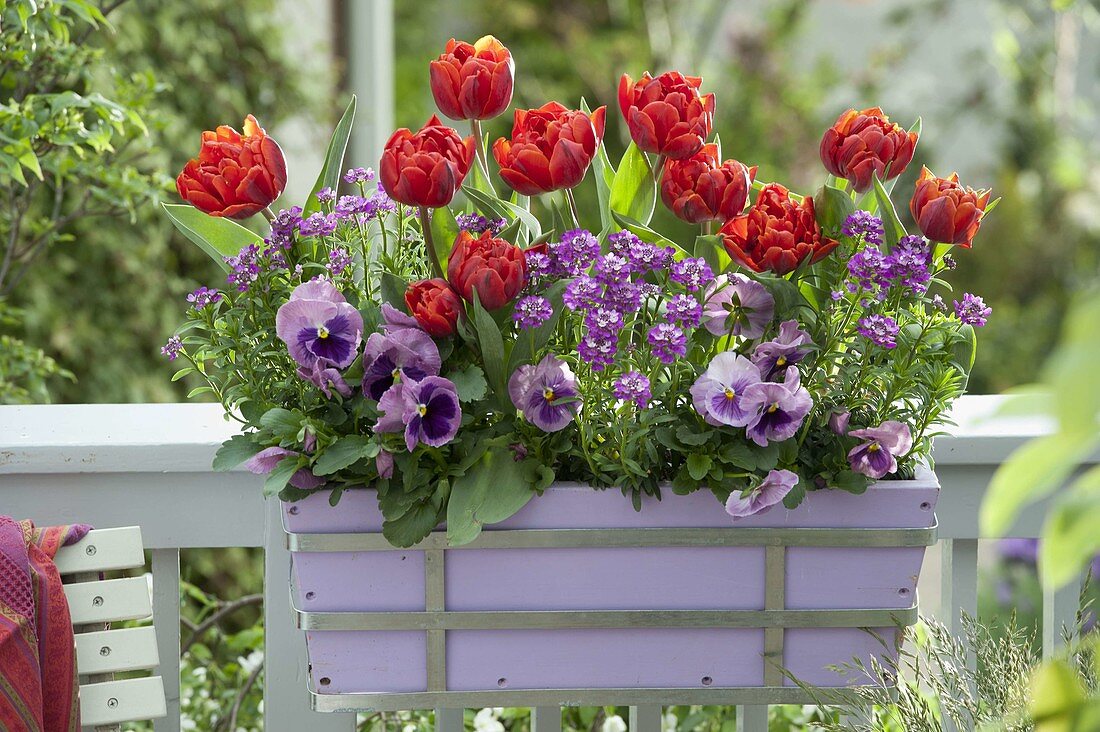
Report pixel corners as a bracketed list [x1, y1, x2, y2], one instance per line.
[0, 395, 1089, 731]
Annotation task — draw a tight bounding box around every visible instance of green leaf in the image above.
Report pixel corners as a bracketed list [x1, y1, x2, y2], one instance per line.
[313, 435, 376, 475]
[693, 233, 729, 273]
[430, 205, 460, 270]
[581, 97, 615, 231]
[263, 455, 302, 497]
[212, 434, 262, 472]
[980, 431, 1100, 536]
[162, 203, 260, 272]
[447, 446, 535, 545]
[303, 96, 356, 215]
[462, 185, 542, 241]
[609, 142, 656, 226]
[871, 172, 906, 250]
[379, 272, 408, 310]
[382, 498, 443, 548]
[611, 210, 679, 250]
[1039, 464, 1100, 589]
[814, 184, 856, 237]
[686, 453, 712, 481]
[259, 407, 301, 440]
[448, 364, 488, 402]
[469, 292, 507, 404]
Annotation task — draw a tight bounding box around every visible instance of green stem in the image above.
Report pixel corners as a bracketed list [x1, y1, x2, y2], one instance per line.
[470, 119, 493, 187]
[417, 206, 444, 279]
[564, 187, 581, 228]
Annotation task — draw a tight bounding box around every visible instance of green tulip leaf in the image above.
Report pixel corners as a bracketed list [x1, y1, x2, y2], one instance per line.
[814, 184, 856, 238]
[609, 142, 656, 226]
[429, 205, 460, 271]
[462, 185, 542, 241]
[303, 96, 356, 216]
[871, 172, 906, 251]
[581, 97, 616, 231]
[162, 203, 261, 272]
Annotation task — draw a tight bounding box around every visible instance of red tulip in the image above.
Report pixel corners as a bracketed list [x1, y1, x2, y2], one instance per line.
[176, 114, 287, 219]
[429, 35, 514, 121]
[660, 144, 756, 223]
[379, 115, 476, 208]
[720, 183, 839, 275]
[617, 71, 715, 159]
[909, 166, 991, 248]
[819, 107, 917, 193]
[447, 230, 526, 311]
[405, 279, 464, 337]
[491, 102, 607, 195]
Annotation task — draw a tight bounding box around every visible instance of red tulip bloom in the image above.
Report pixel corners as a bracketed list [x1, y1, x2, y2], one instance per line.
[380, 115, 476, 208]
[819, 107, 918, 193]
[405, 279, 464, 337]
[429, 35, 514, 121]
[492, 102, 607, 195]
[660, 144, 756, 223]
[447, 230, 526, 311]
[720, 183, 839, 275]
[176, 115, 287, 219]
[909, 166, 991, 248]
[617, 71, 715, 159]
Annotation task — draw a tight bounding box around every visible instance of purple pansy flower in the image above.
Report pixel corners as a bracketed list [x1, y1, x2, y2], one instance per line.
[847, 420, 913, 479]
[954, 293, 991, 327]
[613, 371, 651, 408]
[296, 362, 353, 399]
[508, 354, 581, 432]
[752, 320, 812, 380]
[689, 352, 762, 427]
[741, 367, 813, 447]
[275, 279, 364, 369]
[245, 447, 325, 490]
[380, 303, 422, 333]
[702, 274, 775, 339]
[725, 469, 799, 519]
[374, 376, 462, 452]
[376, 449, 394, 479]
[361, 328, 442, 400]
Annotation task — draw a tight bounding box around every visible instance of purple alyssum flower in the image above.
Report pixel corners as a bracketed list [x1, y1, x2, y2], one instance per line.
[702, 274, 775, 339]
[328, 248, 353, 276]
[690, 352, 762, 427]
[374, 376, 462, 452]
[594, 252, 631, 284]
[670, 257, 713, 292]
[752, 320, 812, 380]
[613, 371, 651, 408]
[842, 210, 884, 245]
[513, 295, 554, 330]
[187, 286, 221, 310]
[360, 190, 397, 220]
[268, 206, 302, 249]
[578, 331, 617, 370]
[361, 327, 442, 400]
[648, 323, 687, 364]
[508, 354, 581, 432]
[741, 367, 813, 447]
[343, 167, 376, 184]
[954, 293, 991, 327]
[725, 469, 799, 519]
[889, 235, 932, 296]
[225, 244, 262, 292]
[549, 229, 601, 276]
[335, 195, 369, 218]
[602, 281, 642, 313]
[665, 294, 702, 327]
[607, 230, 672, 273]
[298, 212, 338, 238]
[524, 251, 553, 279]
[455, 212, 506, 235]
[275, 278, 364, 369]
[931, 294, 947, 312]
[846, 245, 892, 295]
[563, 275, 603, 311]
[585, 307, 625, 337]
[245, 447, 325, 490]
[161, 335, 182, 361]
[846, 420, 913, 479]
[857, 314, 899, 349]
[316, 186, 336, 203]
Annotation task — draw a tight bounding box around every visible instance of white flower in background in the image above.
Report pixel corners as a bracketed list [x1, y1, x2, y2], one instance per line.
[403, 724, 417, 732]
[181, 717, 197, 732]
[602, 714, 627, 732]
[237, 650, 264, 675]
[474, 707, 504, 732]
[663, 711, 678, 732]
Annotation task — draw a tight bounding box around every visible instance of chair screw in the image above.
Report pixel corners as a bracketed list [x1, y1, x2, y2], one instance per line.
[100, 646, 111, 656]
[107, 697, 118, 708]
[86, 545, 97, 555]
[92, 596, 104, 607]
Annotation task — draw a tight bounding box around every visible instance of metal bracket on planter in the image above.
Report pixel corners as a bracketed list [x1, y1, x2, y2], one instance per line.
[287, 519, 937, 712]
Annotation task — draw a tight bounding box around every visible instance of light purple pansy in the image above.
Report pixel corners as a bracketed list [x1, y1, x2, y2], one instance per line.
[374, 376, 462, 452]
[725, 469, 799, 519]
[297, 363, 352, 399]
[702, 274, 775, 339]
[752, 320, 812, 380]
[275, 278, 364, 369]
[689, 352, 762, 427]
[847, 420, 913, 479]
[244, 447, 325, 490]
[509, 354, 581, 432]
[828, 410, 851, 435]
[376, 449, 394, 479]
[741, 367, 813, 447]
[361, 328, 442, 401]
[380, 302, 422, 333]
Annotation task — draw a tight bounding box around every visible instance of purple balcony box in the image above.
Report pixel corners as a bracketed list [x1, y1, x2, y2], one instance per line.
[282, 468, 938, 711]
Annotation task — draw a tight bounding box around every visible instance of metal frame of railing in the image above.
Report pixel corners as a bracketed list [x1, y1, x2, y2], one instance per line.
[0, 396, 1090, 732]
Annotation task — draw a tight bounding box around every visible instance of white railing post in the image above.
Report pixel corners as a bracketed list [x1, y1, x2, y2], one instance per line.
[435, 707, 464, 732]
[1043, 574, 1083, 660]
[532, 706, 563, 732]
[151, 549, 182, 732]
[629, 705, 662, 732]
[736, 705, 768, 732]
[346, 0, 394, 168]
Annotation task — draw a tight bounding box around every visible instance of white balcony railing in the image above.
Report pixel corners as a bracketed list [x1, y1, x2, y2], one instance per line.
[0, 395, 1088, 731]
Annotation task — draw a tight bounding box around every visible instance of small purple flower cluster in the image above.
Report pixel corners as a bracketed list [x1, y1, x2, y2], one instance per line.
[161, 335, 182, 361]
[669, 257, 713, 292]
[316, 187, 336, 204]
[842, 230, 932, 300]
[267, 206, 302, 249]
[328, 248, 353, 276]
[954, 293, 991, 327]
[547, 229, 602, 277]
[857, 314, 900, 349]
[186, 286, 221, 310]
[613, 371, 651, 408]
[455, 213, 507, 236]
[842, 210, 884, 245]
[343, 167, 376, 184]
[647, 323, 687, 364]
[665, 294, 702, 327]
[608, 231, 673, 273]
[513, 295, 553, 329]
[299, 212, 339, 238]
[225, 244, 263, 292]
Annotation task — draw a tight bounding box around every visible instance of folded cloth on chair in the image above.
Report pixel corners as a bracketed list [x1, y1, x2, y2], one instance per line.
[0, 516, 91, 732]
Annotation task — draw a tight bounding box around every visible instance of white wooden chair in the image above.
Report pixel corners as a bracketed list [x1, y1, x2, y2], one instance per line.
[55, 527, 168, 729]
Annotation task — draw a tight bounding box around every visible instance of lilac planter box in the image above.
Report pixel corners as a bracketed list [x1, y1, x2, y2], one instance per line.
[283, 469, 938, 712]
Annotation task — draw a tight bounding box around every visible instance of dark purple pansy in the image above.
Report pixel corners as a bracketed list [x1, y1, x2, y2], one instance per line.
[244, 446, 325, 490]
[508, 354, 581, 432]
[361, 328, 442, 401]
[741, 367, 813, 447]
[297, 363, 352, 399]
[847, 420, 913, 479]
[374, 376, 462, 452]
[689, 352, 762, 427]
[275, 279, 364, 369]
[752, 319, 812, 380]
[702, 274, 775, 339]
[725, 469, 799, 519]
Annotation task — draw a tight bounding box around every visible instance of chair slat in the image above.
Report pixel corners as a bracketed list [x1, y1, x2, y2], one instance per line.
[79, 676, 167, 726]
[56, 527, 145, 575]
[65, 576, 151, 625]
[75, 626, 159, 676]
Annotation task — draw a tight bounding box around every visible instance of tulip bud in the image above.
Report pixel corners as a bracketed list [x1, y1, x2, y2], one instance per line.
[492, 102, 606, 195]
[447, 230, 527, 311]
[720, 184, 839, 275]
[660, 144, 755, 223]
[819, 107, 918, 193]
[380, 115, 476, 208]
[405, 279, 464, 337]
[909, 167, 991, 248]
[429, 35, 515, 121]
[618, 71, 715, 159]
